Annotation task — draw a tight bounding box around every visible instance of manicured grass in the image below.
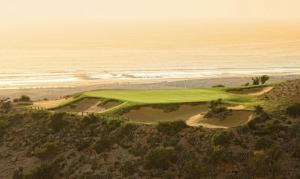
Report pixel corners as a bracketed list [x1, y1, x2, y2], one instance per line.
[83, 88, 258, 106]
[84, 88, 230, 103]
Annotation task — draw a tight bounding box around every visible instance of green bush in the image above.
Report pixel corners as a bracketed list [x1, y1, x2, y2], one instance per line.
[27, 162, 59, 179]
[182, 161, 206, 179]
[157, 120, 187, 135]
[212, 131, 232, 146]
[144, 146, 176, 170]
[0, 98, 12, 113]
[33, 142, 59, 159]
[48, 113, 69, 132]
[31, 110, 49, 120]
[287, 104, 300, 118]
[255, 137, 273, 150]
[94, 136, 113, 154]
[0, 119, 9, 136]
[121, 161, 139, 177]
[208, 145, 232, 163]
[81, 114, 98, 125]
[104, 118, 124, 131]
[260, 75, 270, 85]
[117, 122, 137, 138]
[14, 95, 31, 102]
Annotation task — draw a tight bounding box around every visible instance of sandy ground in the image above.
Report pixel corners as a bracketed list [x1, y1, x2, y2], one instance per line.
[1, 75, 299, 100]
[33, 98, 69, 109]
[124, 103, 209, 123]
[54, 98, 122, 113]
[186, 110, 254, 128]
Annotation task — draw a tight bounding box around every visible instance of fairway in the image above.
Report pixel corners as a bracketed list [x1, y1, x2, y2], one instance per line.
[83, 88, 233, 104]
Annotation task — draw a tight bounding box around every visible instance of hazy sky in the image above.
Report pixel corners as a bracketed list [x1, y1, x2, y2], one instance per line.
[1, 0, 300, 23]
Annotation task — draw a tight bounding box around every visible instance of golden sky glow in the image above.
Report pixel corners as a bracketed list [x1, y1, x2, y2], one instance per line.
[1, 0, 300, 22]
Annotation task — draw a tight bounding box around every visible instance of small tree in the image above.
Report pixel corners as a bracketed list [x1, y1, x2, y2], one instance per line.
[260, 75, 270, 85]
[254, 105, 264, 115]
[252, 77, 260, 85]
[287, 104, 300, 118]
[19, 95, 31, 102]
[145, 146, 176, 170]
[0, 98, 12, 113]
[208, 99, 227, 114]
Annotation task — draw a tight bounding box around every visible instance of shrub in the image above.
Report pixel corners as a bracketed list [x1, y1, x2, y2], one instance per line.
[94, 136, 113, 154]
[212, 84, 225, 88]
[34, 142, 59, 159]
[48, 113, 69, 132]
[117, 122, 137, 138]
[260, 75, 270, 85]
[208, 145, 232, 163]
[104, 118, 124, 131]
[243, 82, 250, 86]
[31, 110, 49, 120]
[251, 75, 270, 86]
[292, 146, 300, 159]
[287, 104, 300, 118]
[255, 137, 273, 150]
[0, 98, 12, 113]
[182, 161, 206, 179]
[27, 162, 59, 179]
[252, 77, 260, 85]
[14, 95, 31, 102]
[206, 99, 229, 119]
[121, 161, 139, 177]
[208, 99, 226, 113]
[81, 114, 98, 125]
[144, 146, 176, 170]
[156, 120, 187, 135]
[212, 131, 232, 146]
[254, 106, 264, 115]
[0, 119, 9, 136]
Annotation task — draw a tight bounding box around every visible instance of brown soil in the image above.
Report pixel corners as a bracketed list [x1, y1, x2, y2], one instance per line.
[124, 103, 209, 123]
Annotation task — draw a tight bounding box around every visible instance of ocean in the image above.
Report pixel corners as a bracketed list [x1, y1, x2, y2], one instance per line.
[1, 23, 300, 88]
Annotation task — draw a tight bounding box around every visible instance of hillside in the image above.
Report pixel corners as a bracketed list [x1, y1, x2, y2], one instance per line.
[264, 79, 300, 102]
[1, 80, 300, 178]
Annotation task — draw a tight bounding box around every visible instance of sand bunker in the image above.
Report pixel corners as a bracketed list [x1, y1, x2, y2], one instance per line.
[124, 103, 209, 123]
[229, 86, 273, 96]
[186, 110, 254, 128]
[55, 98, 122, 113]
[33, 98, 69, 109]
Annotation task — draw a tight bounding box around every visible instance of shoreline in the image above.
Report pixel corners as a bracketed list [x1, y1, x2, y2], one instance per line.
[0, 74, 299, 100]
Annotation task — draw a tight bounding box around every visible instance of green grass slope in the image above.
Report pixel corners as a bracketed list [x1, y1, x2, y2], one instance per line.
[84, 88, 245, 104]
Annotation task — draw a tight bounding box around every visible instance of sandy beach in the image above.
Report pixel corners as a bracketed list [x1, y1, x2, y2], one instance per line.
[1, 74, 299, 100]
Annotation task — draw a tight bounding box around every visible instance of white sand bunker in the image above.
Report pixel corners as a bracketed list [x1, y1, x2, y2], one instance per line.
[186, 110, 254, 129]
[124, 103, 209, 123]
[55, 98, 122, 113]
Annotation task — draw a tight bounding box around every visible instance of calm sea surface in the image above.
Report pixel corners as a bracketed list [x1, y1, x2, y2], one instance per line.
[1, 25, 300, 88]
